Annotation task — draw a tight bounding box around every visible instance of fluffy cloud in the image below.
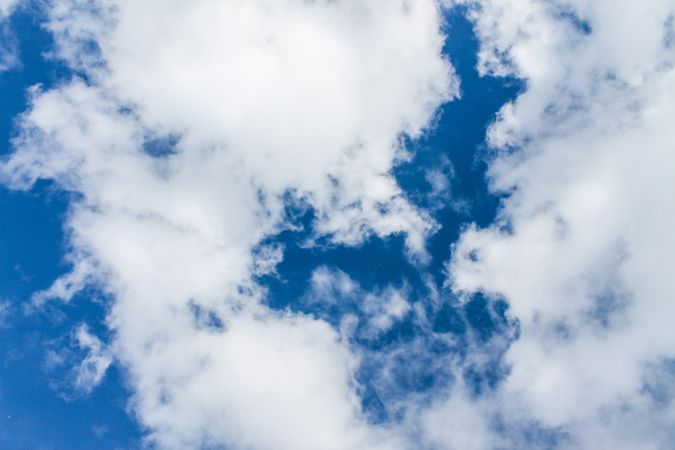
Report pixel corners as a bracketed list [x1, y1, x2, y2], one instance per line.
[450, 0, 675, 447]
[44, 0, 455, 256]
[1, 0, 454, 448]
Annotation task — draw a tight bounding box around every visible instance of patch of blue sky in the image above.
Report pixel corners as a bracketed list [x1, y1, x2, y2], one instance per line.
[256, 8, 523, 424]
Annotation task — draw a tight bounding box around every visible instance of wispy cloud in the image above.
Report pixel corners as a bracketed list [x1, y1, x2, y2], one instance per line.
[0, 0, 20, 72]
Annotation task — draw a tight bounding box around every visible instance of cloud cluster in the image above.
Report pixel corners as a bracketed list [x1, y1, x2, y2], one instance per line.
[2, 0, 454, 448]
[450, 0, 675, 447]
[4, 0, 675, 448]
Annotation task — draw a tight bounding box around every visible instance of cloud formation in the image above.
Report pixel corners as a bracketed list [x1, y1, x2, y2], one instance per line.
[3, 0, 675, 448]
[451, 0, 675, 447]
[2, 0, 454, 448]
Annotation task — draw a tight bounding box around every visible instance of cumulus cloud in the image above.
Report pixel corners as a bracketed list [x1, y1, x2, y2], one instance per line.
[450, 0, 675, 447]
[1, 0, 454, 448]
[42, 0, 455, 257]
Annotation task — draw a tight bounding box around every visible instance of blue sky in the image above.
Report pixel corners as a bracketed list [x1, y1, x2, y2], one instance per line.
[1, 1, 675, 449]
[0, 7, 138, 449]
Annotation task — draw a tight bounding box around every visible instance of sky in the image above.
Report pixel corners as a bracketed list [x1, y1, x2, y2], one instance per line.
[0, 1, 674, 449]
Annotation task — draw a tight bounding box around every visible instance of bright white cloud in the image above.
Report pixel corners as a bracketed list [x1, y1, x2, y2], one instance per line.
[450, 0, 675, 448]
[1, 1, 455, 448]
[418, 384, 498, 450]
[43, 0, 456, 257]
[124, 307, 408, 450]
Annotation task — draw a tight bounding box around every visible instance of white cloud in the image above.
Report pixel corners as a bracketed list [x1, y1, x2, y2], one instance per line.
[123, 307, 406, 450]
[418, 384, 498, 450]
[1, 1, 455, 448]
[305, 266, 412, 337]
[0, 0, 20, 72]
[41, 323, 112, 397]
[73, 324, 112, 393]
[449, 0, 675, 447]
[0, 0, 19, 17]
[364, 289, 411, 334]
[7, 0, 673, 448]
[43, 0, 456, 258]
[307, 266, 359, 304]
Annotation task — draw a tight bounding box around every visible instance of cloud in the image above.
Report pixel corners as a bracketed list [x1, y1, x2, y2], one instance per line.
[0, 0, 20, 72]
[0, 300, 11, 328]
[42, 0, 456, 258]
[0, 0, 18, 17]
[41, 323, 112, 397]
[418, 384, 498, 450]
[73, 324, 112, 393]
[1, 0, 455, 448]
[304, 266, 413, 337]
[125, 307, 407, 450]
[449, 0, 675, 447]
[5, 1, 673, 448]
